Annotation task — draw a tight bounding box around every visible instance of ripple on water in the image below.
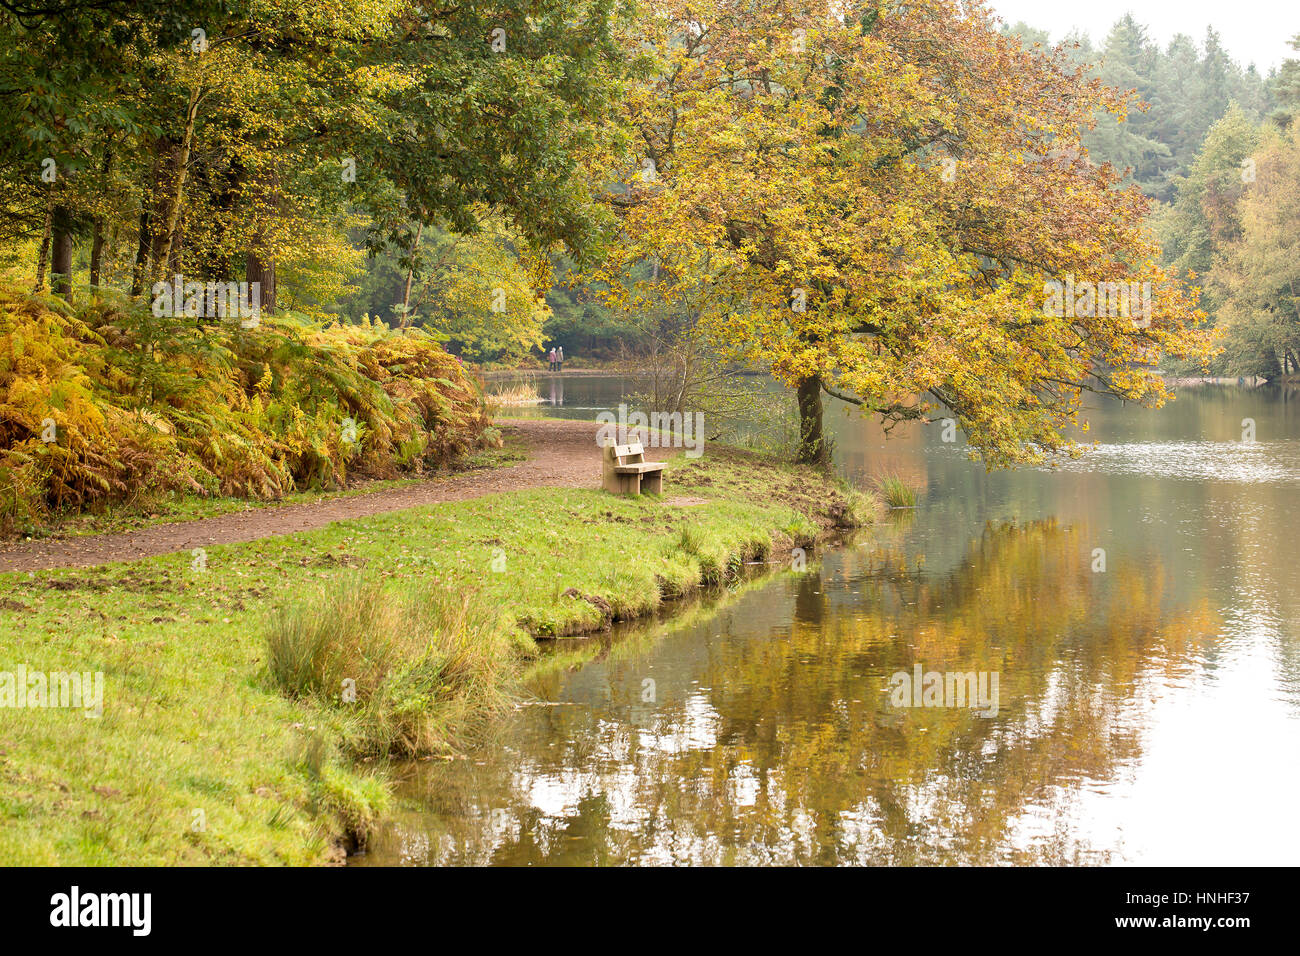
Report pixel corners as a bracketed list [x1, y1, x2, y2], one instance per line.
[1045, 441, 1300, 484]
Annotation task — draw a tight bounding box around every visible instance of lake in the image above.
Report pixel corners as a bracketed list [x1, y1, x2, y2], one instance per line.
[354, 375, 1300, 865]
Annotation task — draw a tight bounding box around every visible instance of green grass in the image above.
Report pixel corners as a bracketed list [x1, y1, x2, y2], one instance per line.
[0, 445, 871, 865]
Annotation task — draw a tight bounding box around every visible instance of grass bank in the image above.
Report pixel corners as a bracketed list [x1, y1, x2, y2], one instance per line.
[0, 447, 872, 865]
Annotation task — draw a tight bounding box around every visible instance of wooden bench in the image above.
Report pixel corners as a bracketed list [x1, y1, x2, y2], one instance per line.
[601, 440, 665, 496]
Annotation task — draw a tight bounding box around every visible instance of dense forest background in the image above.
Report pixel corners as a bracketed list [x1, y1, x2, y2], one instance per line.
[1004, 16, 1300, 379]
[3, 6, 1298, 374]
[344, 13, 1300, 375]
[2, 1, 1295, 519]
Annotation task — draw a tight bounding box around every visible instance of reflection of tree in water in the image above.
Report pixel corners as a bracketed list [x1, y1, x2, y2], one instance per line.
[367, 520, 1218, 865]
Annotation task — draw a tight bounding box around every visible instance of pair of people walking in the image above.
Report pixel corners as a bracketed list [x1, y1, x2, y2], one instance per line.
[548, 346, 564, 372]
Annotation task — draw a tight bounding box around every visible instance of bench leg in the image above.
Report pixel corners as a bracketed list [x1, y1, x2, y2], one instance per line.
[641, 470, 662, 495]
[618, 473, 640, 496]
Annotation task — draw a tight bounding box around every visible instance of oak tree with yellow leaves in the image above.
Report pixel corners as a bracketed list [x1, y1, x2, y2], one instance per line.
[598, 0, 1215, 464]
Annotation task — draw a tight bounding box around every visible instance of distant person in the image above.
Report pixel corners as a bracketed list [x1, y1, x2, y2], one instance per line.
[548, 347, 557, 371]
[557, 345, 564, 372]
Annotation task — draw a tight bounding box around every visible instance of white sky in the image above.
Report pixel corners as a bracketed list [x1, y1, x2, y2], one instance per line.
[984, 0, 1298, 72]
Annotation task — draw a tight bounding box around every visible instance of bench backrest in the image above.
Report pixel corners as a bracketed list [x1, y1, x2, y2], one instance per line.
[613, 441, 644, 464]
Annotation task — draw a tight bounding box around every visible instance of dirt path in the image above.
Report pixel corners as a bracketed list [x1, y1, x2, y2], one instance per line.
[0, 419, 657, 574]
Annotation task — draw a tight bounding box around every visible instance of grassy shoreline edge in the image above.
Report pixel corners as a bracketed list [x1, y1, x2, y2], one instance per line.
[0, 446, 874, 865]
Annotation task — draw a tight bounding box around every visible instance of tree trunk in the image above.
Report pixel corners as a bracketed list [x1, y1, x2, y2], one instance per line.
[796, 374, 828, 466]
[400, 222, 424, 326]
[168, 224, 184, 276]
[147, 137, 180, 281]
[88, 223, 105, 289]
[154, 86, 201, 279]
[33, 192, 54, 292]
[88, 146, 113, 289]
[131, 209, 152, 296]
[243, 163, 280, 313]
[133, 137, 173, 295]
[51, 203, 74, 298]
[246, 251, 276, 311]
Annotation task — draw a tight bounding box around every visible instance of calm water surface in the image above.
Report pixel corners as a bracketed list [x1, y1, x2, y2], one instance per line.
[355, 377, 1300, 866]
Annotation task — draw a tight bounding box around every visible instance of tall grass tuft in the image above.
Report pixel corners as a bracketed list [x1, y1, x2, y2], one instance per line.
[266, 577, 518, 757]
[874, 472, 917, 509]
[485, 374, 544, 409]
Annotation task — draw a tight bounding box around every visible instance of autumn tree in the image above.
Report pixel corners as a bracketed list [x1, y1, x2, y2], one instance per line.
[1155, 105, 1260, 317]
[597, 0, 1214, 465]
[1209, 123, 1300, 377]
[0, 0, 628, 315]
[345, 218, 554, 361]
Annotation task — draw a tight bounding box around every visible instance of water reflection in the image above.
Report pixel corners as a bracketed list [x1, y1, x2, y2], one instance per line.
[355, 381, 1300, 866]
[490, 372, 643, 419]
[358, 521, 1233, 865]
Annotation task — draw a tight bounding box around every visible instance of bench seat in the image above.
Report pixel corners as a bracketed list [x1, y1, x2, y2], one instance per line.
[614, 462, 663, 474]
